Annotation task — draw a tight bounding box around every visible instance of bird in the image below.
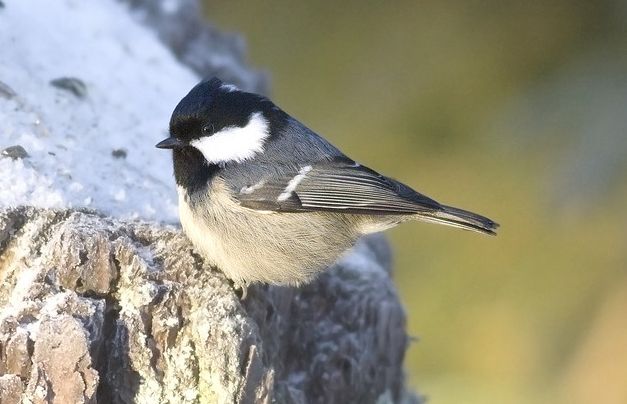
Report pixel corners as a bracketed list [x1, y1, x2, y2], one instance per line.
[156, 77, 498, 287]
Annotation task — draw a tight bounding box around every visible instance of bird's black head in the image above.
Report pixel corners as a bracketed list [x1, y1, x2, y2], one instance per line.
[168, 78, 281, 144]
[156, 77, 287, 191]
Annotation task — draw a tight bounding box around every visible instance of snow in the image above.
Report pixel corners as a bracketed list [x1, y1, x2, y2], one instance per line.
[0, 0, 201, 222]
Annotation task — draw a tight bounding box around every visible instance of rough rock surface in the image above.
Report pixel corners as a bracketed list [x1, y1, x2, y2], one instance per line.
[0, 207, 417, 403]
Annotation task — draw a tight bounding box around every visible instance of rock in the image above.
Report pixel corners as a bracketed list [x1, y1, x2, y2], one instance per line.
[28, 314, 100, 403]
[111, 149, 128, 159]
[0, 207, 418, 403]
[1, 145, 28, 160]
[0, 81, 16, 99]
[49, 77, 88, 99]
[0, 375, 23, 404]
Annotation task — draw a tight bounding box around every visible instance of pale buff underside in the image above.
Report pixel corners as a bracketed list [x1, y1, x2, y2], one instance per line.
[178, 180, 403, 285]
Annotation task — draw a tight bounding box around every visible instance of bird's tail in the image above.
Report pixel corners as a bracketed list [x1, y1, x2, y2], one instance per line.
[416, 204, 499, 235]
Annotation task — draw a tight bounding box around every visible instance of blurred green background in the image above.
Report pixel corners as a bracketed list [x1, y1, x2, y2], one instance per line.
[205, 1, 627, 403]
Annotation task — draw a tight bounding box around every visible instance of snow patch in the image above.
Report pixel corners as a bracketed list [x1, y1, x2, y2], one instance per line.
[0, 0, 201, 222]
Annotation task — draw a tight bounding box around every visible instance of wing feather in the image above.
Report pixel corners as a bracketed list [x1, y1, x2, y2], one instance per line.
[232, 159, 441, 215]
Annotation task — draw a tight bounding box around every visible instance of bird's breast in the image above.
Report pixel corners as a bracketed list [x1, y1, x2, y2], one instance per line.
[177, 186, 225, 267]
[175, 180, 371, 285]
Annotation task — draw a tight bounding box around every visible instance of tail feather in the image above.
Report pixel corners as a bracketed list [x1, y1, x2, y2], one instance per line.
[418, 204, 499, 235]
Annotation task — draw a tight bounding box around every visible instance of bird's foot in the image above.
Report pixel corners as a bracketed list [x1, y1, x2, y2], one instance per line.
[232, 279, 250, 300]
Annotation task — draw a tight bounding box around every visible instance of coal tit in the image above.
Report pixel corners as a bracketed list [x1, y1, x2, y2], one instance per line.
[157, 78, 498, 286]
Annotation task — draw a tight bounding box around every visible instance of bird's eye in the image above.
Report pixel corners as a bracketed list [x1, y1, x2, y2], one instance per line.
[202, 124, 214, 136]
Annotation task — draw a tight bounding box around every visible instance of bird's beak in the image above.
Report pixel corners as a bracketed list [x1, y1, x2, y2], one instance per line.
[155, 137, 186, 149]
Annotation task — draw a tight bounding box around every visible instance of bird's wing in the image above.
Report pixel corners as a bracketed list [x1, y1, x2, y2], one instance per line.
[231, 158, 442, 215]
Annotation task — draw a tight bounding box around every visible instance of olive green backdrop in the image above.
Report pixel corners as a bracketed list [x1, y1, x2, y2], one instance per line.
[205, 2, 627, 403]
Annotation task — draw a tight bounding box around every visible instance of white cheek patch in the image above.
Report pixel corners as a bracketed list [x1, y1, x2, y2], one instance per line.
[190, 112, 270, 164]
